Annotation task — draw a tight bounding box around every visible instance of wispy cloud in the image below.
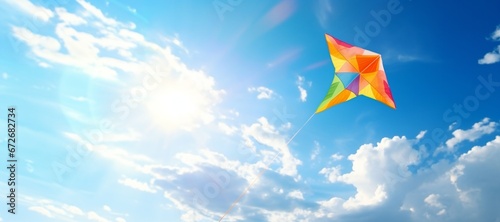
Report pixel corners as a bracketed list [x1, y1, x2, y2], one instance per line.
[241, 117, 302, 177]
[330, 153, 344, 161]
[416, 130, 427, 140]
[29, 206, 54, 218]
[314, 0, 334, 30]
[87, 211, 110, 222]
[303, 60, 329, 72]
[319, 165, 342, 183]
[296, 75, 307, 102]
[397, 54, 420, 62]
[218, 122, 238, 135]
[287, 190, 304, 200]
[23, 195, 114, 221]
[127, 6, 137, 14]
[248, 86, 276, 99]
[424, 194, 444, 209]
[383, 49, 431, 64]
[260, 0, 297, 31]
[118, 177, 157, 193]
[479, 25, 500, 64]
[493, 27, 500, 40]
[164, 34, 189, 54]
[445, 118, 497, 150]
[4, 0, 54, 22]
[478, 45, 500, 65]
[267, 47, 302, 68]
[310, 141, 320, 160]
[76, 0, 120, 26]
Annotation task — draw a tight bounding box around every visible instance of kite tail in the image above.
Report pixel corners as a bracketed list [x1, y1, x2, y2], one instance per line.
[218, 112, 316, 221]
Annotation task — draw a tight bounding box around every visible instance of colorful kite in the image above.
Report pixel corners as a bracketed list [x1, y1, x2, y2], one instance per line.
[219, 34, 396, 221]
[316, 34, 396, 113]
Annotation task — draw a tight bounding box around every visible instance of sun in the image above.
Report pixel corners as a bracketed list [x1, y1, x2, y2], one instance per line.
[145, 86, 205, 131]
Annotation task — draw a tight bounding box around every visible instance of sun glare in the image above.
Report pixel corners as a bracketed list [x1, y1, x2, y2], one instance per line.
[145, 86, 204, 130]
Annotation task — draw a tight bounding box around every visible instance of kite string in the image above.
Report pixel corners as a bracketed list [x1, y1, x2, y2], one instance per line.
[218, 112, 316, 221]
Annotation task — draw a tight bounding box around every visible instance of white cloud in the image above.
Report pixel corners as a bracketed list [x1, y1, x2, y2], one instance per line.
[493, 26, 500, 40]
[88, 211, 110, 222]
[338, 136, 419, 210]
[4, 0, 54, 22]
[296, 75, 307, 102]
[163, 34, 189, 54]
[162, 191, 221, 222]
[55, 7, 87, 26]
[241, 117, 302, 177]
[229, 109, 240, 117]
[171, 149, 256, 184]
[402, 136, 500, 221]
[319, 165, 342, 183]
[248, 86, 276, 99]
[261, 208, 312, 222]
[287, 190, 304, 200]
[298, 86, 307, 102]
[143, 120, 500, 221]
[424, 194, 444, 209]
[416, 130, 427, 140]
[118, 177, 157, 193]
[2, 72, 8, 79]
[45, 205, 74, 218]
[273, 187, 284, 194]
[11, 24, 116, 80]
[437, 209, 446, 216]
[29, 206, 53, 218]
[479, 26, 500, 65]
[24, 197, 87, 220]
[218, 122, 238, 135]
[62, 132, 154, 176]
[445, 118, 497, 149]
[448, 122, 458, 130]
[38, 62, 51, 68]
[153, 159, 255, 221]
[127, 6, 137, 14]
[330, 153, 344, 161]
[310, 141, 320, 160]
[76, 0, 119, 26]
[103, 205, 111, 212]
[313, 132, 500, 221]
[116, 217, 126, 222]
[174, 149, 239, 171]
[316, 197, 344, 218]
[62, 204, 84, 216]
[478, 46, 500, 64]
[11, 26, 61, 50]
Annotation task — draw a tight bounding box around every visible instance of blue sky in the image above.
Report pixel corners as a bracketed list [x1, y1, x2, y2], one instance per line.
[1, 0, 500, 221]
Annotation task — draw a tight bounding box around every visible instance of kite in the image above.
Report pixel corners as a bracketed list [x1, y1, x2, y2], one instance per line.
[219, 34, 396, 221]
[316, 34, 396, 113]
